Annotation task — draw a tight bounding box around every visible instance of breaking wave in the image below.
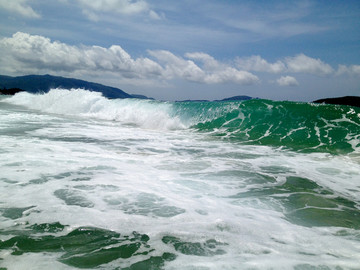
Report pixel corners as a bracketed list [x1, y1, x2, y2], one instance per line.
[5, 88, 360, 154]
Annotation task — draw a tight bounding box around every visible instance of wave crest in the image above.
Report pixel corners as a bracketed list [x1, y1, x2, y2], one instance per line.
[5, 88, 185, 130]
[187, 99, 360, 154]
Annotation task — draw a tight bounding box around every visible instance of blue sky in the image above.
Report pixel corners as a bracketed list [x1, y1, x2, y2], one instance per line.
[0, 0, 359, 101]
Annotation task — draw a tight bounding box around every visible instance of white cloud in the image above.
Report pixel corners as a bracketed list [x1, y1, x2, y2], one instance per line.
[76, 0, 155, 18]
[204, 67, 259, 85]
[336, 64, 360, 76]
[285, 54, 334, 75]
[235, 54, 336, 76]
[235, 55, 285, 73]
[185, 52, 221, 71]
[235, 54, 334, 76]
[0, 0, 40, 18]
[276, 76, 299, 86]
[148, 50, 205, 82]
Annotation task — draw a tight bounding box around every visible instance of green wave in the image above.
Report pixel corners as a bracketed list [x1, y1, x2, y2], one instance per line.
[173, 99, 360, 154]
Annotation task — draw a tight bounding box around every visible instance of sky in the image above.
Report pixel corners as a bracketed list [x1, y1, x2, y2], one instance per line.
[0, 0, 359, 101]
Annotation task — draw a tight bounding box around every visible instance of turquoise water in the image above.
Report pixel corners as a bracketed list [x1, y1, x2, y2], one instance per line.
[173, 99, 360, 154]
[0, 89, 359, 269]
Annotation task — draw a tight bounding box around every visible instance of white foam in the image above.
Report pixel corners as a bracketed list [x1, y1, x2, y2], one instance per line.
[5, 89, 186, 130]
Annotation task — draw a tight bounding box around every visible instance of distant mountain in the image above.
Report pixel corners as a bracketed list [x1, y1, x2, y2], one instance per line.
[218, 95, 253, 101]
[176, 100, 210, 102]
[0, 74, 141, 99]
[313, 96, 360, 108]
[177, 95, 254, 103]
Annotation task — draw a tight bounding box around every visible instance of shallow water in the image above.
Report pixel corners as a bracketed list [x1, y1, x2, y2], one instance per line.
[0, 90, 360, 269]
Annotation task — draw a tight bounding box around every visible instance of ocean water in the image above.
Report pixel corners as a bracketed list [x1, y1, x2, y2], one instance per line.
[0, 89, 360, 270]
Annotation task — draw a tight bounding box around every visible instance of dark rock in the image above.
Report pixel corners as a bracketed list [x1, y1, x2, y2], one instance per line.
[313, 96, 360, 108]
[0, 87, 25, 95]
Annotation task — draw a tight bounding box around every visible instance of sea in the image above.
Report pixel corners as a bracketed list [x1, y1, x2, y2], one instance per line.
[0, 89, 360, 270]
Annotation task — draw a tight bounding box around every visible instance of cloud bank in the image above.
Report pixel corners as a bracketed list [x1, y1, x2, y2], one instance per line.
[0, 32, 258, 85]
[0, 32, 358, 90]
[0, 32, 162, 78]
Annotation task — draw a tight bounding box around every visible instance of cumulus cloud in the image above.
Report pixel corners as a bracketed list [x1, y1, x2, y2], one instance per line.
[0, 32, 163, 79]
[148, 50, 205, 82]
[204, 67, 259, 84]
[0, 0, 40, 18]
[276, 76, 299, 86]
[184, 52, 220, 70]
[235, 55, 285, 73]
[0, 32, 258, 85]
[235, 54, 338, 76]
[285, 54, 334, 75]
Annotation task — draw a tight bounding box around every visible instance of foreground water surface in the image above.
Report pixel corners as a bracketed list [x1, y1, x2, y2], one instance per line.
[0, 90, 360, 269]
